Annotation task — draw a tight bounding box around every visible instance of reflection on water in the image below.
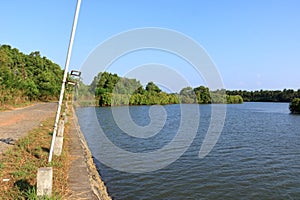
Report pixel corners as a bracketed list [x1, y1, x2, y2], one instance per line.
[77, 102, 300, 200]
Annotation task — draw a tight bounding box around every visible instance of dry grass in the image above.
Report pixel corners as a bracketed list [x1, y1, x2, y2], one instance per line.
[0, 116, 70, 199]
[0, 101, 32, 111]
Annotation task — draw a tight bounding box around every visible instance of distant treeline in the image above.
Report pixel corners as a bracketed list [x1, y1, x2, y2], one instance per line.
[77, 72, 243, 106]
[0, 45, 63, 106]
[2, 44, 298, 108]
[226, 89, 300, 102]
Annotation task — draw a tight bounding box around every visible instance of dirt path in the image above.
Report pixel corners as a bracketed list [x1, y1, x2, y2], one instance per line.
[0, 102, 110, 199]
[0, 103, 57, 154]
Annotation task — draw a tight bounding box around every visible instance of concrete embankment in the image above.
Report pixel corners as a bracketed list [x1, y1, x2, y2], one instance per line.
[67, 106, 111, 200]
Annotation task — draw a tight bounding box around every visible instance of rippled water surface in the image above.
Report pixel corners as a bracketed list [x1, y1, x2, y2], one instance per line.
[77, 103, 300, 200]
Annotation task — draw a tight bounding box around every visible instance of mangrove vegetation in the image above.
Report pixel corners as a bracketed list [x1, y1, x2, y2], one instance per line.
[226, 89, 300, 102]
[77, 71, 243, 106]
[1, 44, 299, 109]
[289, 98, 300, 114]
[77, 72, 299, 108]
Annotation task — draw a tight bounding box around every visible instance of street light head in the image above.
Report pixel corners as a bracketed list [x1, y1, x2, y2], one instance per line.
[70, 70, 81, 77]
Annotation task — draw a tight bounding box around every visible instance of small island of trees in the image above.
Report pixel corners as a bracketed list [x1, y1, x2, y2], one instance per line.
[289, 98, 300, 114]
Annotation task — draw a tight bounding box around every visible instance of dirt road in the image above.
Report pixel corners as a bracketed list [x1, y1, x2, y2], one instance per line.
[0, 103, 57, 154]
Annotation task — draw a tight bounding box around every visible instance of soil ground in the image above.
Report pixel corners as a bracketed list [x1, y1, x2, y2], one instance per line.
[0, 103, 57, 154]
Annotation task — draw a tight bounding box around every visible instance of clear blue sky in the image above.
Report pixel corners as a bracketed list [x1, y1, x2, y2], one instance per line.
[1, 0, 299, 91]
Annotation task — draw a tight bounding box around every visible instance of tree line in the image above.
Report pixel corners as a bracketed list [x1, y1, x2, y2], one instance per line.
[1, 45, 298, 110]
[0, 45, 63, 107]
[226, 89, 300, 102]
[77, 72, 243, 106]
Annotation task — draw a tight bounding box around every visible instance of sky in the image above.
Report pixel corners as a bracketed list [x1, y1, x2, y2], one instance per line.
[0, 0, 299, 91]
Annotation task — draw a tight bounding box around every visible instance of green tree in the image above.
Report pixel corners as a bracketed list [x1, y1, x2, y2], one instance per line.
[226, 95, 243, 104]
[179, 87, 196, 103]
[0, 44, 63, 106]
[289, 98, 300, 114]
[194, 86, 211, 104]
[145, 82, 161, 93]
[134, 86, 146, 95]
[114, 77, 142, 94]
[20, 79, 39, 100]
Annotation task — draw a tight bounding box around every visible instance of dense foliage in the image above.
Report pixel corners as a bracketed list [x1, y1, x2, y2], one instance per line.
[2, 44, 298, 108]
[86, 72, 179, 106]
[226, 89, 300, 102]
[0, 45, 63, 106]
[289, 98, 300, 114]
[77, 72, 243, 106]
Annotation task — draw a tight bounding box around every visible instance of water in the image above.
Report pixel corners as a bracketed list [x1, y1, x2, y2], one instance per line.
[76, 102, 300, 199]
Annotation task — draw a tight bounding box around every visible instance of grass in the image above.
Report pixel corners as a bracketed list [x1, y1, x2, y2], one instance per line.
[0, 100, 58, 112]
[74, 99, 97, 107]
[0, 116, 70, 199]
[0, 101, 33, 112]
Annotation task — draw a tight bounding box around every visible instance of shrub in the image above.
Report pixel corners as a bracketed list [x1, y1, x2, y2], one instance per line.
[289, 98, 300, 114]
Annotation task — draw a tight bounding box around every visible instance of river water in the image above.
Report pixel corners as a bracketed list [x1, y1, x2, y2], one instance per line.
[76, 102, 300, 200]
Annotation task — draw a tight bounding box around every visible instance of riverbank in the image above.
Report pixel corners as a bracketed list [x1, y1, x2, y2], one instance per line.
[68, 105, 111, 199]
[0, 102, 111, 199]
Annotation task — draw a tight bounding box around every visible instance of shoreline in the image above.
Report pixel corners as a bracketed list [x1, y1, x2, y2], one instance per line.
[70, 105, 111, 200]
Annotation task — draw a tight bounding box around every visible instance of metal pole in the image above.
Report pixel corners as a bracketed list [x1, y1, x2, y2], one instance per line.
[48, 0, 82, 163]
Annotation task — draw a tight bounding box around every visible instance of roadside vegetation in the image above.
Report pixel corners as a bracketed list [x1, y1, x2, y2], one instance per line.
[0, 44, 63, 109]
[0, 117, 70, 199]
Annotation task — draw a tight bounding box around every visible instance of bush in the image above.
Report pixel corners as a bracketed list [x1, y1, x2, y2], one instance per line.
[289, 98, 300, 114]
[226, 95, 244, 104]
